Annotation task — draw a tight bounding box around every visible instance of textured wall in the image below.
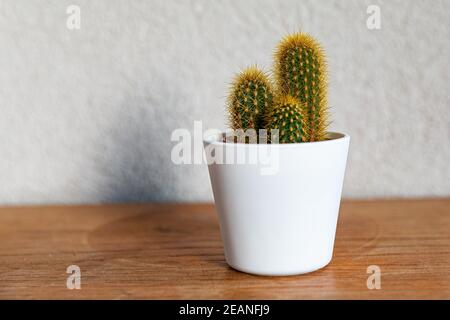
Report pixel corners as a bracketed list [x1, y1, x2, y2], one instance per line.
[1, 0, 449, 205]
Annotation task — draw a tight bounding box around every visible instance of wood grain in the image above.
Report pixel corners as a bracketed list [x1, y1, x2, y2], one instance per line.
[0, 199, 449, 299]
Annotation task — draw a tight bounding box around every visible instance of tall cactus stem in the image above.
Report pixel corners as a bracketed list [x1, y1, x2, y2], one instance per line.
[274, 33, 329, 141]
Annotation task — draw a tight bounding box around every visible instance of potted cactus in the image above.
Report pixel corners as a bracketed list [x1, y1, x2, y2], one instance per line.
[204, 33, 350, 276]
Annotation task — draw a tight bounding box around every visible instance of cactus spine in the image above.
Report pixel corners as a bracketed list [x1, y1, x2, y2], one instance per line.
[227, 67, 274, 132]
[274, 33, 328, 141]
[266, 95, 308, 143]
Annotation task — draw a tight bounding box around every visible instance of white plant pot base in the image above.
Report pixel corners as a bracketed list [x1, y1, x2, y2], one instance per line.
[227, 258, 333, 276]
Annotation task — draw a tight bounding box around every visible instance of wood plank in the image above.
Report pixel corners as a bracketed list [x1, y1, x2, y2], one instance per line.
[0, 199, 449, 299]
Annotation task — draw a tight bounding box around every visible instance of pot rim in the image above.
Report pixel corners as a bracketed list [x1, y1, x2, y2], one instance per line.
[203, 131, 350, 148]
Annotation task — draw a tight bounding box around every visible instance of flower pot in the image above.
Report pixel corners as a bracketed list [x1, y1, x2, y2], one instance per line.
[203, 132, 350, 276]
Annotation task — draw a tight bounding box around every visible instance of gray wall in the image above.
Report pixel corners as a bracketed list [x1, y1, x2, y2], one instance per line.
[1, 0, 449, 205]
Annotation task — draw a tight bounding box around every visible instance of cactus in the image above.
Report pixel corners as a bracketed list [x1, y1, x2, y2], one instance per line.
[274, 33, 329, 141]
[266, 95, 308, 143]
[227, 66, 274, 132]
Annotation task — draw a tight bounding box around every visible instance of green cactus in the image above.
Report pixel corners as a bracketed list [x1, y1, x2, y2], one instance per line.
[274, 33, 329, 141]
[227, 66, 274, 132]
[266, 95, 308, 143]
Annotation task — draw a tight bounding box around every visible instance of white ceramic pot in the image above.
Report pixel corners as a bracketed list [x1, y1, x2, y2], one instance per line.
[203, 132, 350, 276]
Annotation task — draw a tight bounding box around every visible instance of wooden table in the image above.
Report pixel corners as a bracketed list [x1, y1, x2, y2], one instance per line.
[0, 199, 448, 299]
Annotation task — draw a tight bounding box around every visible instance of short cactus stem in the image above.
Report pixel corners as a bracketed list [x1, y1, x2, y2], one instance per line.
[266, 95, 308, 143]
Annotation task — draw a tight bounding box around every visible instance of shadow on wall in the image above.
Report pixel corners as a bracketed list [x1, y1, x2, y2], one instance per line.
[91, 70, 212, 203]
[95, 87, 181, 203]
